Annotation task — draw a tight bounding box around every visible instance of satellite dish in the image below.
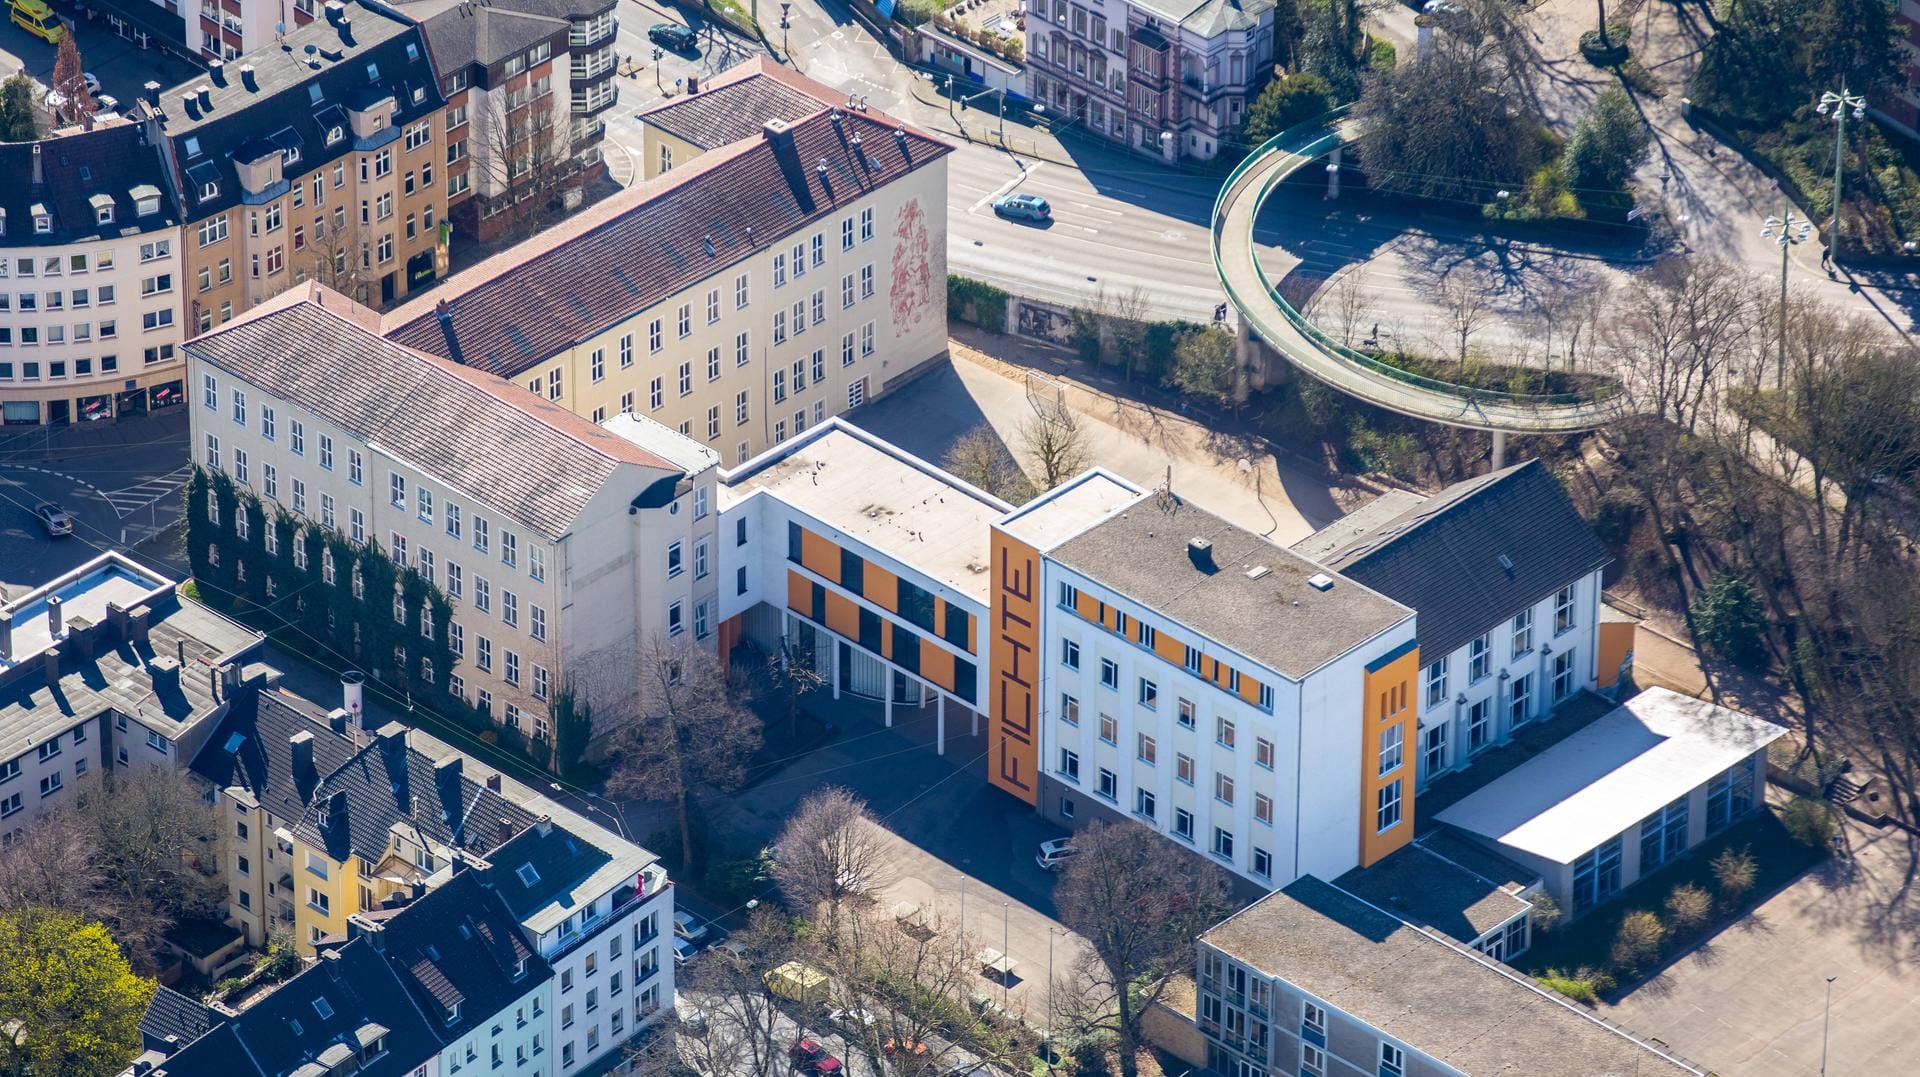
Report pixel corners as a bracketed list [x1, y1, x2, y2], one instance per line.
[1237, 458, 1252, 474]
[275, 21, 285, 34]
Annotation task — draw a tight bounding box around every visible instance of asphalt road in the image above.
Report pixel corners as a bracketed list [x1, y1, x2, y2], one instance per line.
[0, 12, 199, 117]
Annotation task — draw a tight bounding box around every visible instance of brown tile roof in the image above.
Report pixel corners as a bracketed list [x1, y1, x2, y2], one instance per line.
[184, 284, 675, 540]
[382, 99, 951, 377]
[637, 61, 829, 150]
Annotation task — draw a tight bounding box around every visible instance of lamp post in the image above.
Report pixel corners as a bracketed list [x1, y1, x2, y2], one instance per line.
[651, 46, 663, 91]
[779, 2, 790, 56]
[1761, 205, 1812, 389]
[1160, 129, 1175, 162]
[1816, 87, 1865, 262]
[1820, 974, 1838, 1076]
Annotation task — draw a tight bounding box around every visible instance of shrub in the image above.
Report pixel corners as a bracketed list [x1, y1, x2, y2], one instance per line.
[1609, 910, 1665, 973]
[1536, 966, 1613, 1005]
[947, 275, 1010, 333]
[1665, 884, 1714, 934]
[1692, 568, 1769, 670]
[1528, 892, 1563, 934]
[1712, 846, 1759, 906]
[1242, 72, 1335, 147]
[1781, 795, 1839, 850]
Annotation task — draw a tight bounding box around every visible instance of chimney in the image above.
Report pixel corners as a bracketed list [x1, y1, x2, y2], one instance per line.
[290, 731, 316, 789]
[220, 661, 243, 696]
[147, 655, 181, 692]
[106, 601, 129, 640]
[433, 300, 464, 364]
[1187, 537, 1214, 572]
[30, 143, 41, 186]
[327, 708, 350, 735]
[410, 879, 427, 898]
[143, 80, 162, 106]
[342, 670, 365, 728]
[324, 0, 344, 22]
[209, 664, 220, 702]
[64, 618, 93, 661]
[376, 723, 406, 758]
[686, 74, 699, 93]
[433, 755, 462, 811]
[41, 646, 60, 683]
[496, 816, 515, 847]
[195, 85, 212, 111]
[239, 64, 257, 91]
[129, 605, 152, 646]
[535, 815, 552, 837]
[207, 58, 226, 86]
[327, 789, 349, 830]
[175, 637, 186, 667]
[181, 93, 199, 120]
[46, 595, 63, 639]
[337, 13, 352, 39]
[761, 118, 794, 148]
[0, 610, 12, 662]
[484, 773, 502, 793]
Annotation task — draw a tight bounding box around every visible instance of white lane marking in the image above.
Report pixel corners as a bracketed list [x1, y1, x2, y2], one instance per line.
[967, 162, 1046, 213]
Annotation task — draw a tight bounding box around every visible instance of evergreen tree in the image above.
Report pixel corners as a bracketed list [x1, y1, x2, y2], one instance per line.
[1243, 72, 1335, 146]
[1561, 87, 1651, 197]
[0, 76, 39, 142]
[1691, 568, 1769, 670]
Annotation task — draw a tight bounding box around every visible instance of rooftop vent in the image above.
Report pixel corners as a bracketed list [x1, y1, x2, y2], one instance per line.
[195, 85, 212, 110]
[239, 64, 258, 91]
[207, 58, 226, 86]
[1246, 565, 1271, 580]
[1306, 573, 1335, 592]
[1497, 553, 1514, 573]
[1187, 537, 1214, 571]
[324, 0, 345, 22]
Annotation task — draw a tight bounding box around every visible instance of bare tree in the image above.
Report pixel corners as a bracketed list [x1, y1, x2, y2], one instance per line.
[830, 908, 1001, 1077]
[1018, 410, 1091, 491]
[763, 634, 828, 741]
[481, 95, 578, 242]
[1604, 258, 1762, 432]
[675, 908, 800, 1077]
[770, 786, 894, 940]
[1434, 274, 1492, 365]
[1054, 821, 1232, 1077]
[0, 809, 101, 914]
[302, 217, 378, 306]
[941, 424, 1034, 505]
[606, 636, 764, 872]
[1311, 272, 1374, 348]
[85, 767, 225, 967]
[50, 34, 96, 128]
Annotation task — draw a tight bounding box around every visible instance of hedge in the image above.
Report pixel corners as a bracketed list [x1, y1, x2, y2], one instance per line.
[947, 274, 1009, 333]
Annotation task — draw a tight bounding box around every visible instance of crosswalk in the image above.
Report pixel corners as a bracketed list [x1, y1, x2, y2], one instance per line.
[104, 466, 192, 518]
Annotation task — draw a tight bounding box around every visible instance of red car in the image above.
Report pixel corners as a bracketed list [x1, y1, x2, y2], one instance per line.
[790, 1038, 844, 1076]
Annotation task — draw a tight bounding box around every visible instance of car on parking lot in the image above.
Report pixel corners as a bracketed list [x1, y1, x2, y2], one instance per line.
[647, 22, 698, 52]
[674, 910, 709, 942]
[672, 936, 699, 966]
[789, 1038, 844, 1076]
[1035, 837, 1077, 870]
[991, 193, 1051, 222]
[32, 502, 73, 537]
[10, 0, 65, 43]
[829, 1006, 876, 1035]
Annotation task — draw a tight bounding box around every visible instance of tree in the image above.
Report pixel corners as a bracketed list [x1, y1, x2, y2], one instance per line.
[675, 909, 797, 1077]
[0, 810, 101, 916]
[1018, 410, 1091, 491]
[1242, 72, 1335, 146]
[1434, 275, 1491, 365]
[1691, 568, 1769, 670]
[0, 75, 38, 142]
[1054, 821, 1232, 1077]
[1609, 910, 1665, 973]
[1560, 87, 1650, 200]
[0, 910, 154, 1077]
[481, 96, 577, 242]
[1300, 0, 1365, 102]
[769, 786, 893, 940]
[941, 424, 1034, 505]
[1604, 258, 1761, 432]
[50, 34, 95, 128]
[1167, 327, 1239, 408]
[303, 217, 379, 305]
[1356, 35, 1549, 205]
[1711, 846, 1757, 906]
[1528, 892, 1562, 934]
[606, 636, 763, 872]
[88, 768, 226, 966]
[764, 634, 828, 741]
[830, 908, 992, 1077]
[1780, 795, 1839, 848]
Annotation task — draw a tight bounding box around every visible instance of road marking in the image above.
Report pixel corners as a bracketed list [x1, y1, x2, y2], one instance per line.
[968, 162, 1045, 213]
[0, 463, 114, 507]
[102, 466, 193, 518]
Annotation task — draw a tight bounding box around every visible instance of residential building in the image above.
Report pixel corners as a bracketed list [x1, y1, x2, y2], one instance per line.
[1024, 0, 1276, 161]
[0, 123, 187, 426]
[384, 59, 952, 464]
[1295, 460, 1616, 793]
[183, 283, 684, 746]
[118, 985, 228, 1075]
[1193, 875, 1704, 1077]
[0, 553, 265, 843]
[90, 0, 322, 61]
[1883, 5, 1920, 142]
[996, 478, 1420, 886]
[152, 0, 450, 325]
[1435, 687, 1784, 918]
[634, 58, 826, 180]
[394, 0, 619, 239]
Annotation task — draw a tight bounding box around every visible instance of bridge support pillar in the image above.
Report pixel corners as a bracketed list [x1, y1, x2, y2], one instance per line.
[1325, 147, 1342, 200]
[1491, 430, 1508, 470]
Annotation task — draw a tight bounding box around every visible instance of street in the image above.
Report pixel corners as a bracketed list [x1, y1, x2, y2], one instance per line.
[0, 11, 199, 116]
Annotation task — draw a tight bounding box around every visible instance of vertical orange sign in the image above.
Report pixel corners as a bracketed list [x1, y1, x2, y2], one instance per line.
[989, 527, 1040, 805]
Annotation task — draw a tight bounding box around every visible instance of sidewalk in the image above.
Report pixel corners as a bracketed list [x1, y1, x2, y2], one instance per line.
[0, 406, 189, 465]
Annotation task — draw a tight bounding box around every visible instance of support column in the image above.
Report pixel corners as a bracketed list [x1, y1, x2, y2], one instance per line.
[831, 640, 841, 700]
[1325, 147, 1342, 200]
[971, 706, 979, 737]
[937, 693, 947, 756]
[1491, 429, 1508, 469]
[885, 683, 893, 728]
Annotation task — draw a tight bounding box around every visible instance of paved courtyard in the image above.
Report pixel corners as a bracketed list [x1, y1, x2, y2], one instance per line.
[1605, 813, 1920, 1076]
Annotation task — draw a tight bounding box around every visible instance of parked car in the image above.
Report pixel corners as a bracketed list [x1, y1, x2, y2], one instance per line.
[829, 1006, 876, 1034]
[648, 22, 698, 52]
[32, 502, 73, 537]
[991, 193, 1051, 222]
[672, 936, 699, 966]
[10, 0, 65, 43]
[790, 1038, 844, 1076]
[674, 910, 709, 942]
[1035, 837, 1077, 870]
[82, 72, 100, 94]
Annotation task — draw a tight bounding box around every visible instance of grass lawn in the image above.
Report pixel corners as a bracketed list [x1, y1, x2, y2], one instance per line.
[1514, 806, 1827, 994]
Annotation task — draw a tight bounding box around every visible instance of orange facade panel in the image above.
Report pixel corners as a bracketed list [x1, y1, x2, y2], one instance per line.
[920, 641, 956, 693]
[786, 569, 811, 614]
[1358, 644, 1420, 868]
[988, 527, 1042, 806]
[825, 591, 861, 641]
[1154, 629, 1185, 667]
[866, 562, 899, 613]
[1238, 673, 1264, 707]
[800, 528, 841, 584]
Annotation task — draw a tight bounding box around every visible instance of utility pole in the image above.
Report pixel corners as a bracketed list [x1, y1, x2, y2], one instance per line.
[1821, 975, 1838, 1076]
[1761, 204, 1810, 389]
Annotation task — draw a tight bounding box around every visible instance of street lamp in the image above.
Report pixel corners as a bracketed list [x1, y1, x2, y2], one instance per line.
[779, 2, 791, 56]
[1761, 205, 1812, 388]
[1816, 87, 1866, 261]
[1160, 129, 1175, 162]
[651, 46, 663, 91]
[1820, 974, 1838, 1076]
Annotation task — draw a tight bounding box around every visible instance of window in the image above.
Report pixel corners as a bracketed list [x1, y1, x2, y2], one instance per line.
[1098, 713, 1117, 744]
[349, 450, 364, 486]
[1137, 678, 1158, 709]
[1301, 1043, 1326, 1077]
[1467, 698, 1491, 753]
[1376, 779, 1403, 832]
[1706, 760, 1755, 833]
[1378, 724, 1403, 775]
[1177, 698, 1196, 729]
[1215, 716, 1235, 749]
[1136, 733, 1156, 765]
[1099, 658, 1118, 689]
[1424, 657, 1448, 708]
[859, 207, 874, 241]
[1058, 749, 1080, 783]
[1469, 634, 1491, 682]
[1555, 584, 1577, 634]
[668, 601, 684, 636]
[1553, 648, 1576, 700]
[1511, 608, 1534, 656]
[1253, 791, 1273, 824]
[1572, 833, 1623, 913]
[1213, 772, 1233, 805]
[1255, 736, 1274, 769]
[1211, 827, 1233, 859]
[1097, 768, 1117, 801]
[1639, 794, 1690, 873]
[1135, 787, 1156, 819]
[1379, 1044, 1407, 1077]
[1060, 694, 1079, 725]
[1510, 671, 1533, 726]
[1173, 807, 1193, 840]
[1175, 753, 1194, 784]
[1303, 1000, 1326, 1038]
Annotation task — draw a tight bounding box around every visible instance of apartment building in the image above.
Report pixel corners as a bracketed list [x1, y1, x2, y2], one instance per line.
[1193, 876, 1704, 1077]
[396, 0, 620, 239]
[1883, 1, 1920, 141]
[152, 0, 449, 325]
[184, 284, 686, 745]
[996, 480, 1421, 886]
[90, 0, 320, 61]
[0, 123, 187, 426]
[1024, 0, 1276, 161]
[384, 60, 952, 465]
[1295, 460, 1619, 793]
[635, 58, 829, 181]
[0, 553, 265, 844]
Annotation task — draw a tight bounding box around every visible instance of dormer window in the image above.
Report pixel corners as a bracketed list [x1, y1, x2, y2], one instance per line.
[444, 1001, 461, 1025]
[514, 956, 528, 980]
[33, 214, 50, 234]
[282, 146, 301, 166]
[136, 196, 160, 217]
[0, 208, 7, 236]
[325, 125, 344, 145]
[96, 205, 114, 224]
[199, 180, 219, 201]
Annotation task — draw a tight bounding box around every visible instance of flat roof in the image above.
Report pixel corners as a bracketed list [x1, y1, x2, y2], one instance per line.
[0, 553, 173, 673]
[1332, 842, 1531, 945]
[1286, 488, 1424, 564]
[601, 413, 722, 476]
[724, 421, 1010, 604]
[1436, 688, 1787, 865]
[1048, 497, 1411, 682]
[995, 470, 1140, 551]
[1202, 878, 1701, 1077]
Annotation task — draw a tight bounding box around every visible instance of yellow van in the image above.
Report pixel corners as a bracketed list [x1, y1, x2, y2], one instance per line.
[763, 961, 829, 1005]
[11, 0, 66, 43]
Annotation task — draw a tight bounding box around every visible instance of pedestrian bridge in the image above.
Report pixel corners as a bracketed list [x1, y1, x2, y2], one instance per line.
[1211, 110, 1630, 434]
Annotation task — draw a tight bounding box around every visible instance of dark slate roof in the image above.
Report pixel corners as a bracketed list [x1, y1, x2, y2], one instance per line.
[637, 66, 827, 150]
[482, 818, 612, 918]
[152, 938, 440, 1077]
[183, 286, 675, 540]
[402, 1, 569, 78]
[1048, 496, 1411, 681]
[376, 869, 552, 1034]
[0, 123, 180, 248]
[1311, 460, 1612, 661]
[189, 688, 538, 864]
[383, 102, 951, 377]
[139, 985, 226, 1053]
[153, 0, 443, 220]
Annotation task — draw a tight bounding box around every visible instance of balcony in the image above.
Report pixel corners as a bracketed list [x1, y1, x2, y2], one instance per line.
[544, 875, 669, 962]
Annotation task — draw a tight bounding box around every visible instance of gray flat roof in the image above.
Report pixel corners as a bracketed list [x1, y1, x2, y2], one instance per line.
[1287, 488, 1424, 564]
[995, 470, 1140, 551]
[1202, 877, 1701, 1077]
[1332, 843, 1530, 945]
[1048, 497, 1411, 681]
[1436, 688, 1787, 865]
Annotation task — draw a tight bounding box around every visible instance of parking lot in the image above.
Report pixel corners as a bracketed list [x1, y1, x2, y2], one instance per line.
[0, 8, 199, 120]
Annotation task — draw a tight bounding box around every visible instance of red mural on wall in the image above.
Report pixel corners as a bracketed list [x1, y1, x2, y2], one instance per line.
[890, 197, 933, 335]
